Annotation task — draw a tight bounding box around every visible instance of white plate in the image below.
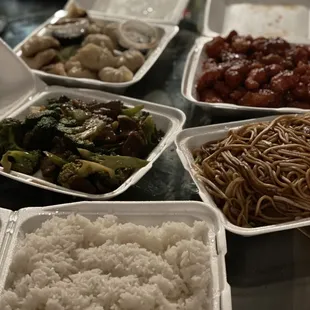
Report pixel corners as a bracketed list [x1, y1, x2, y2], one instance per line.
[182, 36, 310, 116]
[203, 0, 310, 40]
[0, 201, 231, 310]
[14, 10, 179, 93]
[175, 114, 310, 236]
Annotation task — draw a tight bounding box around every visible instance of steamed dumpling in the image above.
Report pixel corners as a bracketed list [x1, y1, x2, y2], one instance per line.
[21, 36, 60, 57]
[42, 62, 67, 76]
[103, 22, 119, 46]
[75, 43, 116, 71]
[98, 66, 133, 83]
[116, 49, 145, 73]
[87, 23, 106, 34]
[82, 34, 115, 51]
[64, 56, 80, 71]
[67, 61, 97, 79]
[21, 49, 57, 70]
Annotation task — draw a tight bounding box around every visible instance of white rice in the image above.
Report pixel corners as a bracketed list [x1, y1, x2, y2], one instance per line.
[0, 214, 212, 310]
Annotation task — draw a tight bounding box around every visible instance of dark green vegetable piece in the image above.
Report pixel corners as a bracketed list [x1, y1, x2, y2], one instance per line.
[142, 115, 156, 144]
[1, 150, 41, 174]
[78, 148, 148, 170]
[121, 105, 144, 117]
[24, 110, 60, 128]
[58, 160, 115, 193]
[43, 151, 68, 167]
[0, 119, 24, 156]
[23, 116, 58, 150]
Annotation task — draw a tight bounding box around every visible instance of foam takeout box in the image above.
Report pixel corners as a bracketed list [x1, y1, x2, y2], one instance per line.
[182, 0, 310, 116]
[175, 114, 310, 236]
[13, 0, 190, 92]
[0, 38, 186, 199]
[0, 200, 232, 310]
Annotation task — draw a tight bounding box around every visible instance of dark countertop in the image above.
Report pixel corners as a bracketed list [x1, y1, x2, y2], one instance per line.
[1, 1, 310, 310]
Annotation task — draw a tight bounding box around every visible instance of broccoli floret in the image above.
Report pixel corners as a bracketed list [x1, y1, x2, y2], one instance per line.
[24, 110, 60, 128]
[1, 150, 41, 175]
[57, 160, 114, 193]
[78, 148, 148, 170]
[57, 117, 106, 150]
[23, 116, 58, 150]
[0, 119, 24, 156]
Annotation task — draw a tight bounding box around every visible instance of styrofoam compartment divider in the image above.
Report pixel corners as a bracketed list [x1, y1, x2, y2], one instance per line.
[0, 201, 231, 310]
[175, 114, 310, 236]
[202, 0, 310, 40]
[13, 10, 179, 93]
[0, 85, 185, 199]
[182, 36, 310, 116]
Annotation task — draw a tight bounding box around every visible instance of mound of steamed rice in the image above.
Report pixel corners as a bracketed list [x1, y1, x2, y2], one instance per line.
[0, 214, 212, 310]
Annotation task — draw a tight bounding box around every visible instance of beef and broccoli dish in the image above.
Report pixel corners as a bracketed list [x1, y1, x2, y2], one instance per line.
[197, 30, 310, 109]
[0, 96, 164, 194]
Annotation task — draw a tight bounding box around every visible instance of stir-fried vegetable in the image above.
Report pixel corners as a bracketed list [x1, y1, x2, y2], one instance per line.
[0, 96, 164, 194]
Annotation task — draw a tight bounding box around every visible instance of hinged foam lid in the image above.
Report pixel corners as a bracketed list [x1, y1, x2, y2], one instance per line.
[65, 0, 189, 25]
[0, 39, 37, 117]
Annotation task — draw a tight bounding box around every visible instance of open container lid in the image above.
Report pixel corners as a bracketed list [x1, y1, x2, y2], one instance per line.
[202, 0, 310, 41]
[65, 0, 190, 25]
[0, 39, 39, 118]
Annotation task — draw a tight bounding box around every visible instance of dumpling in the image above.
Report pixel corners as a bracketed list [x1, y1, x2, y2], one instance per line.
[64, 56, 80, 71]
[75, 43, 116, 71]
[42, 62, 67, 76]
[98, 66, 133, 83]
[82, 34, 115, 51]
[116, 49, 145, 73]
[87, 23, 106, 34]
[21, 49, 57, 69]
[103, 22, 119, 46]
[21, 36, 60, 57]
[67, 62, 97, 79]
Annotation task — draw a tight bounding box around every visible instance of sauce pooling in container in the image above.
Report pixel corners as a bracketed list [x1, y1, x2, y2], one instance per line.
[118, 20, 159, 51]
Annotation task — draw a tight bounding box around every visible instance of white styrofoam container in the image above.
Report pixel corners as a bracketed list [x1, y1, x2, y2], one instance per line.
[0, 39, 186, 199]
[0, 201, 231, 310]
[182, 36, 310, 116]
[0, 208, 11, 250]
[14, 10, 179, 93]
[175, 114, 310, 236]
[202, 0, 310, 41]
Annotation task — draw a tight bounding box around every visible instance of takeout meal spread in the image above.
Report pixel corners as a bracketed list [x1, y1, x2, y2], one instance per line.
[0, 95, 164, 195]
[192, 113, 310, 228]
[0, 214, 212, 309]
[18, 4, 159, 83]
[196, 31, 310, 109]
